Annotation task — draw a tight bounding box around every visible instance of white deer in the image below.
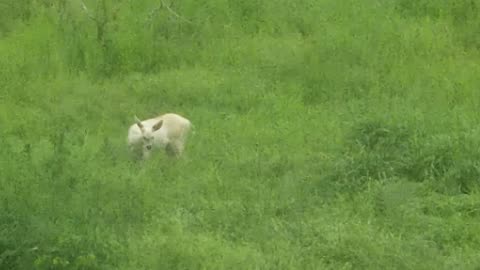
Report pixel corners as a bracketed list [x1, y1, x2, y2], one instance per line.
[127, 113, 192, 160]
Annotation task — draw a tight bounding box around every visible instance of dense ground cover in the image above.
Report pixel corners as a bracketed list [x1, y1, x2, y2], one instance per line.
[2, 0, 480, 269]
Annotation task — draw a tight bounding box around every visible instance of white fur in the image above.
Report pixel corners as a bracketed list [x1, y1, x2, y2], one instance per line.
[127, 113, 192, 160]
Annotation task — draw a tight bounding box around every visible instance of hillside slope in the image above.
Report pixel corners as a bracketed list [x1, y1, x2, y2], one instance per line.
[1, 0, 480, 269]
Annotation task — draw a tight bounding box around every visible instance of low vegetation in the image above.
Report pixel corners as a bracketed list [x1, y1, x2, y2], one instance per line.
[2, 0, 480, 269]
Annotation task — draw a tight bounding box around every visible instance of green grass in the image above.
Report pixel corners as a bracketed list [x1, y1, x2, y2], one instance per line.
[2, 0, 480, 269]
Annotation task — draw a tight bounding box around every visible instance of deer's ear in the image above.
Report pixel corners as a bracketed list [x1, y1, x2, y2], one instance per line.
[152, 120, 163, 131]
[134, 115, 144, 130]
[133, 115, 143, 127]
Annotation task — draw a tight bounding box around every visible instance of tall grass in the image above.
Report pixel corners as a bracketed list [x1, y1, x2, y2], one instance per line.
[2, 0, 480, 269]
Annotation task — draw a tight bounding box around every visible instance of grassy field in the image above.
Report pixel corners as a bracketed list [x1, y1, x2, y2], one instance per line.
[2, 0, 480, 269]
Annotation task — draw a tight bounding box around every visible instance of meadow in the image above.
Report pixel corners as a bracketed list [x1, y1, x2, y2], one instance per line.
[1, 0, 480, 269]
